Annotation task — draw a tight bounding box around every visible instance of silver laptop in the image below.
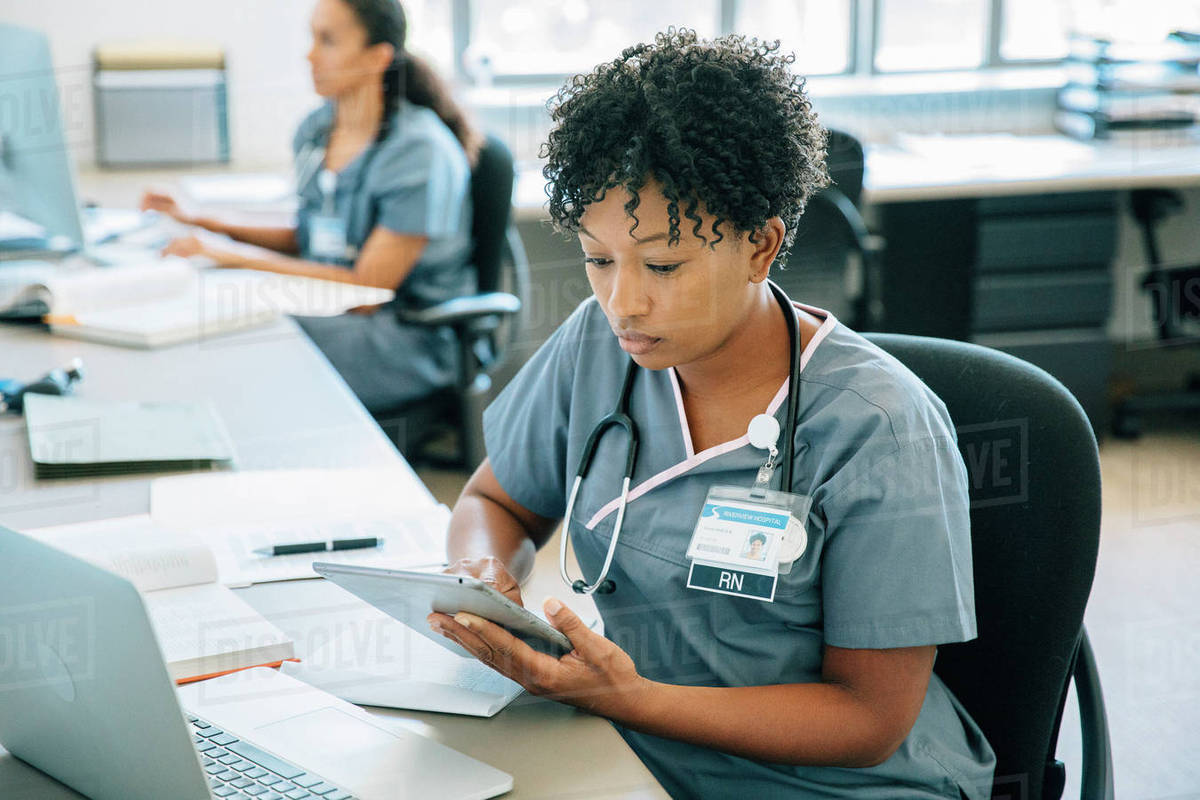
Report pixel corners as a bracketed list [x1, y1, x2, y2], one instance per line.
[0, 526, 513, 800]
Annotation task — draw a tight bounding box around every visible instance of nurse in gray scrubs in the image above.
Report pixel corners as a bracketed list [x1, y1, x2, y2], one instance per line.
[428, 30, 996, 800]
[142, 0, 479, 413]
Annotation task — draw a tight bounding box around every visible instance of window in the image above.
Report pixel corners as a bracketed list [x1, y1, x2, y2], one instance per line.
[734, 0, 854, 76]
[404, 0, 456, 78]
[466, 0, 718, 82]
[439, 1, 1084, 85]
[1000, 0, 1069, 62]
[875, 0, 989, 72]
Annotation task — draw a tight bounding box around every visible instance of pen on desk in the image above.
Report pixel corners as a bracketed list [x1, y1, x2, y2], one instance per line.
[253, 537, 384, 557]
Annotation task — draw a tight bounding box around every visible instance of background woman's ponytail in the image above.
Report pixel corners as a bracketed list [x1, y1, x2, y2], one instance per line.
[347, 0, 483, 165]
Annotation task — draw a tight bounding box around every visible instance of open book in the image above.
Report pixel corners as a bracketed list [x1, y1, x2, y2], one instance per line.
[0, 256, 393, 348]
[27, 516, 296, 683]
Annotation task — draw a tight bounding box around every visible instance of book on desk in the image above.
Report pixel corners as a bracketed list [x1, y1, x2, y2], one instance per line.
[0, 253, 394, 348]
[26, 516, 296, 683]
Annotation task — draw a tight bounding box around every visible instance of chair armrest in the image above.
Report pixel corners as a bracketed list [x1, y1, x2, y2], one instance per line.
[397, 292, 521, 327]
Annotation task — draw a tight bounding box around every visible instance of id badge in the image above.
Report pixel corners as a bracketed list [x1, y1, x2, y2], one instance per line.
[309, 214, 350, 261]
[685, 485, 812, 603]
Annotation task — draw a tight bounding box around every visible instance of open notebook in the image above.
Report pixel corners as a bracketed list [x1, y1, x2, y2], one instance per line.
[27, 516, 295, 683]
[0, 256, 392, 348]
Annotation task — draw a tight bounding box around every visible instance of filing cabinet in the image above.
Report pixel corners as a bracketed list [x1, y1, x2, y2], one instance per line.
[876, 191, 1119, 434]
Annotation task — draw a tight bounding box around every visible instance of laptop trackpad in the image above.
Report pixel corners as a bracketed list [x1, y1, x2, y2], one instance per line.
[257, 706, 477, 797]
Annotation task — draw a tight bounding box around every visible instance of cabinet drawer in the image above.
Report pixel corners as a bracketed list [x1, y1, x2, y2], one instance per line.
[977, 191, 1117, 216]
[976, 213, 1117, 271]
[973, 271, 1112, 332]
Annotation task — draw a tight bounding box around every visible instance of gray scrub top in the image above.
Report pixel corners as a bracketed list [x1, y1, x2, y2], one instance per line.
[291, 99, 474, 308]
[483, 297, 997, 800]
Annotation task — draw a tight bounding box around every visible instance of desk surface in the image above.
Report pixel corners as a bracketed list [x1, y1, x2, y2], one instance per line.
[0, 316, 666, 799]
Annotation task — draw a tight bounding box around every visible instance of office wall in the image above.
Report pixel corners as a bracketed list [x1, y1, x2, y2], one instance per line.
[7, 0, 321, 169]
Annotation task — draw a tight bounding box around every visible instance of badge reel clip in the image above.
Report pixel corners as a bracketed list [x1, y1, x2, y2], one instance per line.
[0, 358, 85, 415]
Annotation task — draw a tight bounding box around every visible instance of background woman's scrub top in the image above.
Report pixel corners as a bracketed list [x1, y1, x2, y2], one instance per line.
[484, 297, 997, 800]
[290, 99, 473, 413]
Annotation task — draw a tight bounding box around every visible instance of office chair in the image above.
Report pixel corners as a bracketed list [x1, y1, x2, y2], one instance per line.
[375, 133, 529, 468]
[865, 333, 1114, 800]
[1111, 188, 1200, 438]
[781, 128, 885, 329]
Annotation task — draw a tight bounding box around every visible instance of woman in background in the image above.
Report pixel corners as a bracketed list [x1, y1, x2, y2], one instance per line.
[142, 0, 481, 413]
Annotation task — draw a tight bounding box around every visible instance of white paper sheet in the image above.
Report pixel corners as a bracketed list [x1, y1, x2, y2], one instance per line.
[190, 507, 451, 587]
[150, 468, 436, 528]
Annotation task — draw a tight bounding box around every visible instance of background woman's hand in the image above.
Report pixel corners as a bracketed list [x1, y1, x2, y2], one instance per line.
[140, 189, 195, 225]
[160, 235, 243, 267]
[444, 556, 524, 607]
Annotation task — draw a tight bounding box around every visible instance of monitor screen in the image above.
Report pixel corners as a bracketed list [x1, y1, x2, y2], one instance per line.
[0, 24, 85, 254]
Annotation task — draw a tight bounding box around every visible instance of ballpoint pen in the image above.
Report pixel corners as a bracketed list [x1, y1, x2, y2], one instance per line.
[252, 537, 384, 557]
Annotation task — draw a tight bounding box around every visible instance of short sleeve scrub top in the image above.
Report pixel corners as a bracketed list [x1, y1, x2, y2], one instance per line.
[290, 99, 473, 413]
[483, 297, 997, 800]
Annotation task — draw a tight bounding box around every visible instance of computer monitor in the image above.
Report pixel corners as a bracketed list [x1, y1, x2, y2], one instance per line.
[0, 23, 86, 253]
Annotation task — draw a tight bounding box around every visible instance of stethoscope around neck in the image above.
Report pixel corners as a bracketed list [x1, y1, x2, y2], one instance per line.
[559, 280, 804, 596]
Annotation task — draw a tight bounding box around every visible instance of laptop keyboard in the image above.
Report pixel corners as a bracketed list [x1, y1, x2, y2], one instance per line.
[188, 714, 358, 800]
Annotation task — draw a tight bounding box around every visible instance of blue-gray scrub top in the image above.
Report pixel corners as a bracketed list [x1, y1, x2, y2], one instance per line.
[483, 297, 997, 800]
[291, 99, 473, 308]
[288, 99, 472, 412]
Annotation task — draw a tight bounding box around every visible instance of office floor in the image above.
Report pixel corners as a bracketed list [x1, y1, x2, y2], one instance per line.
[418, 417, 1200, 800]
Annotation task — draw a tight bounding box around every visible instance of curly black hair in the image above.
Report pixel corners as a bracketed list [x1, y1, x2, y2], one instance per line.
[541, 27, 829, 255]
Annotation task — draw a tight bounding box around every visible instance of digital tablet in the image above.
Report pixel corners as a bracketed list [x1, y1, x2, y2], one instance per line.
[312, 563, 573, 658]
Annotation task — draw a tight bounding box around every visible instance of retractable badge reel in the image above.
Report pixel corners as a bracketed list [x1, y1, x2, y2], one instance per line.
[683, 413, 812, 603]
[308, 169, 352, 262]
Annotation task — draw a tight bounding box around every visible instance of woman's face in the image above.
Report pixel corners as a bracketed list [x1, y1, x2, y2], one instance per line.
[579, 181, 779, 372]
[307, 0, 393, 98]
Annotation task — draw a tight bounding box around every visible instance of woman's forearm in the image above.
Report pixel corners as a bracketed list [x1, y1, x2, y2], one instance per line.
[446, 492, 541, 582]
[217, 250, 392, 288]
[193, 215, 298, 255]
[604, 679, 901, 768]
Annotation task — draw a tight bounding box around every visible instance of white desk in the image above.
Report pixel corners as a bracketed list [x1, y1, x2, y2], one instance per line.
[0, 316, 667, 799]
[861, 133, 1200, 203]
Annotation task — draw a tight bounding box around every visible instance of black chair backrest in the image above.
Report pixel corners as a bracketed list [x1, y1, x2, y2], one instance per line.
[864, 333, 1102, 800]
[784, 128, 864, 267]
[824, 128, 864, 206]
[469, 133, 517, 295]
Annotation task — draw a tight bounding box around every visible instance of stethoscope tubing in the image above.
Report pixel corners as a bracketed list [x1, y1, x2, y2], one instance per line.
[560, 280, 802, 595]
